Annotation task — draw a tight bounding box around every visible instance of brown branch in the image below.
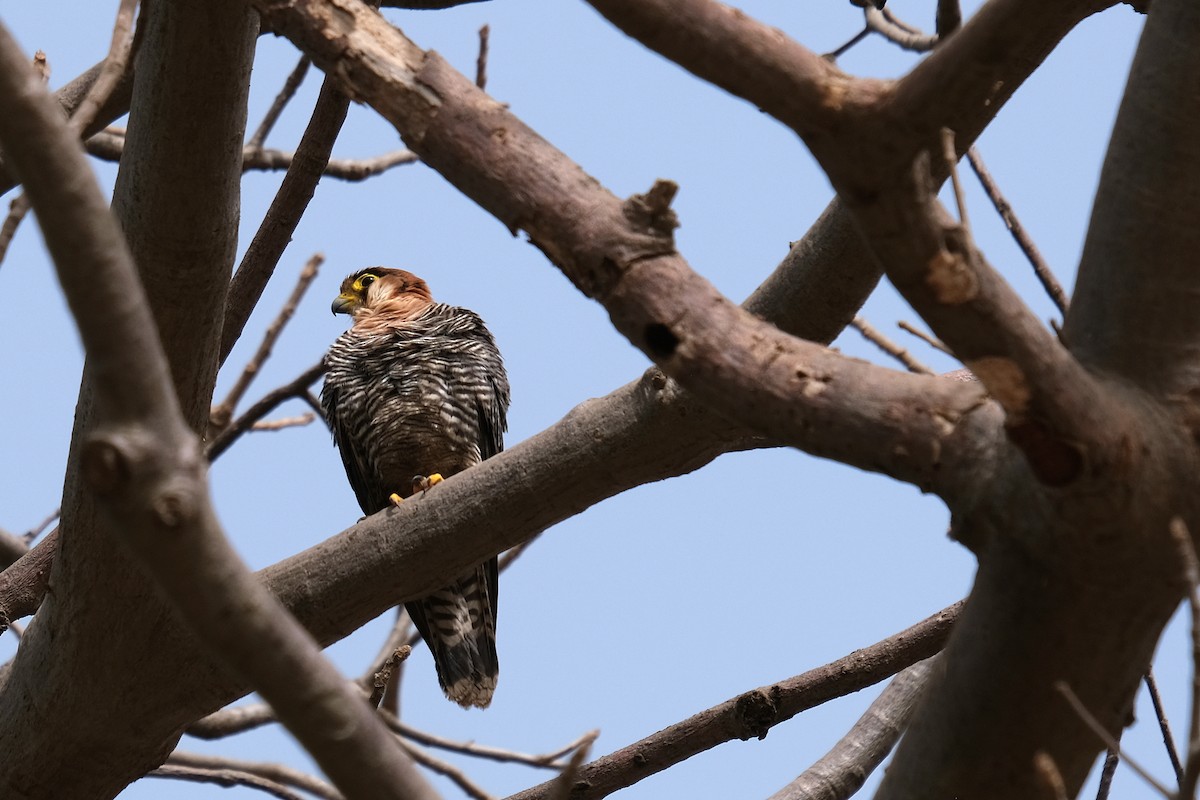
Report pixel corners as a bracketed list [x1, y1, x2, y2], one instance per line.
[544, 735, 595, 800]
[1061, 0, 1200, 396]
[935, 0, 963, 37]
[188, 703, 279, 740]
[250, 413, 316, 432]
[897, 320, 954, 356]
[1035, 753, 1070, 800]
[248, 55, 312, 150]
[0, 529, 56, 632]
[1144, 668, 1185, 785]
[397, 737, 495, 800]
[147, 764, 307, 800]
[167, 751, 343, 800]
[0, 191, 29, 267]
[367, 645, 412, 708]
[850, 317, 934, 375]
[0, 528, 26, 569]
[1055, 681, 1171, 797]
[1094, 749, 1120, 800]
[966, 147, 1067, 316]
[505, 602, 962, 800]
[211, 253, 323, 433]
[85, 129, 419, 181]
[219, 76, 352, 366]
[1171, 516, 1200, 799]
[206, 360, 327, 462]
[767, 657, 936, 800]
[69, 0, 139, 138]
[476, 24, 490, 90]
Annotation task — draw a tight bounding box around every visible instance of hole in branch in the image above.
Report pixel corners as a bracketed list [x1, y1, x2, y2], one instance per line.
[644, 323, 679, 358]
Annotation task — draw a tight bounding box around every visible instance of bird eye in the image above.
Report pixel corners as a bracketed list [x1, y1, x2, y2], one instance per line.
[359, 274, 377, 289]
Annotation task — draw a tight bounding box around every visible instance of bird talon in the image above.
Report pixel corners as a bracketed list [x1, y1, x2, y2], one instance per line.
[389, 493, 404, 507]
[412, 473, 445, 494]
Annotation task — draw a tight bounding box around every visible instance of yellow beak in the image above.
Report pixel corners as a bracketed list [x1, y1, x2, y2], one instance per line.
[331, 293, 359, 315]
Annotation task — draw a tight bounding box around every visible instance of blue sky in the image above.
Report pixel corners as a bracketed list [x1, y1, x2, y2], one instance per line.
[0, 2, 1178, 798]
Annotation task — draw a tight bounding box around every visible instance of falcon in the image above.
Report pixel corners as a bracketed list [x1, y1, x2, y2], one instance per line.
[322, 267, 510, 708]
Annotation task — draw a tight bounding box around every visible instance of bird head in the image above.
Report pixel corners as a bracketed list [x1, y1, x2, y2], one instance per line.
[332, 267, 435, 321]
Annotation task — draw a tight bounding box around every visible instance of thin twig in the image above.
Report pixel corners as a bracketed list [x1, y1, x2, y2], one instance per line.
[87, 130, 419, 181]
[206, 360, 327, 462]
[1170, 516, 1200, 799]
[31, 50, 49, 82]
[70, 0, 138, 137]
[23, 507, 60, 544]
[851, 317, 934, 375]
[400, 739, 496, 800]
[1094, 749, 1120, 800]
[545, 734, 596, 800]
[211, 254, 323, 433]
[897, 320, 954, 356]
[147, 764, 306, 800]
[248, 55, 312, 150]
[941, 127, 969, 231]
[391, 719, 597, 771]
[168, 751, 344, 800]
[476, 25, 490, 90]
[250, 413, 316, 432]
[368, 646, 412, 708]
[822, 26, 870, 61]
[966, 147, 1068, 316]
[1145, 669, 1185, 785]
[187, 703, 278, 740]
[0, 192, 30, 267]
[1055, 681, 1172, 797]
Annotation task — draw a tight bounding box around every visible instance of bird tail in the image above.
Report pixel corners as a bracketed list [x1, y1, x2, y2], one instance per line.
[406, 561, 498, 708]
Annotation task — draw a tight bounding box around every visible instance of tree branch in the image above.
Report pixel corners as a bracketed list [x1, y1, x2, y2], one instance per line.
[1063, 0, 1200, 396]
[766, 658, 936, 800]
[505, 603, 960, 800]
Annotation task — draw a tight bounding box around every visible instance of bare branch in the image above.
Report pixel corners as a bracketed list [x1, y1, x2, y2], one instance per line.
[399, 739, 496, 800]
[1144, 669, 1185, 785]
[505, 603, 961, 800]
[1034, 752, 1069, 800]
[70, 0, 139, 138]
[1054, 681, 1171, 797]
[966, 147, 1067, 316]
[1063, 0, 1200, 395]
[85, 129, 419, 181]
[211, 253, 323, 433]
[206, 360, 326, 462]
[147, 764, 307, 800]
[248, 55, 311, 150]
[167, 751, 343, 800]
[476, 24, 490, 90]
[0, 527, 56, 632]
[544, 735, 595, 800]
[220, 76, 352, 366]
[250, 413, 316, 432]
[935, 0, 963, 37]
[897, 321, 954, 356]
[767, 657, 936, 800]
[1171, 517, 1200, 799]
[188, 703, 278, 740]
[851, 317, 934, 375]
[1094, 749, 1119, 800]
[0, 192, 29, 267]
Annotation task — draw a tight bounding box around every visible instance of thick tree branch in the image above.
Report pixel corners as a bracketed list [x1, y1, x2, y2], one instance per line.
[505, 604, 960, 800]
[1063, 0, 1200, 396]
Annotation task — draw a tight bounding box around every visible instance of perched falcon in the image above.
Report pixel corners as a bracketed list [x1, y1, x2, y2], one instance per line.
[321, 267, 510, 708]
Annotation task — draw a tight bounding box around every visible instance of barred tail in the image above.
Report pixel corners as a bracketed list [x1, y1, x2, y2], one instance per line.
[406, 560, 498, 708]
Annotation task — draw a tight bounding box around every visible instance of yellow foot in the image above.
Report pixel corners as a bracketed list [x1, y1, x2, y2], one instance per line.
[412, 473, 445, 494]
[388, 493, 404, 507]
